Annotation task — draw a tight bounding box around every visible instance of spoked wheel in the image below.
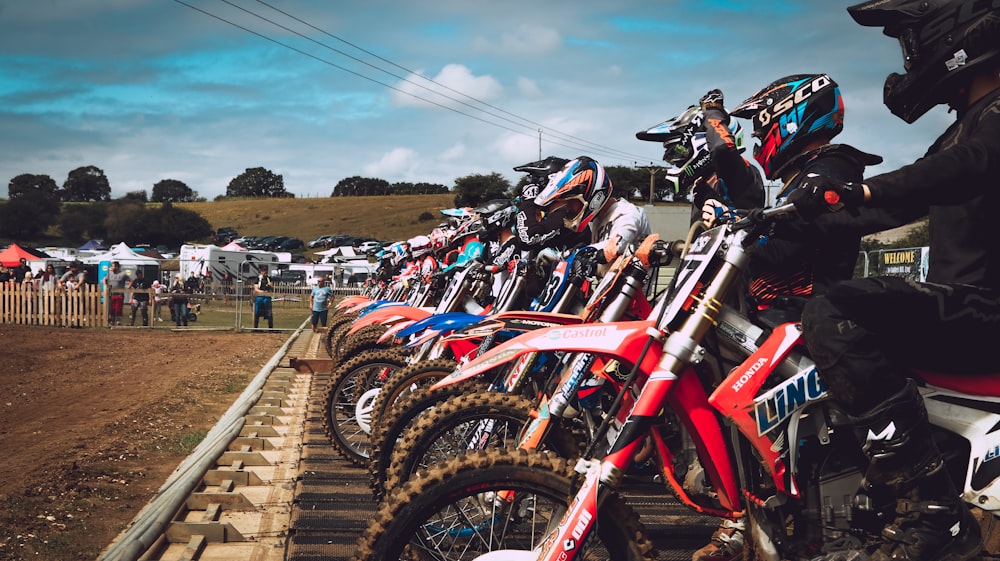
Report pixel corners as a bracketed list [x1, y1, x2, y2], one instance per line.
[384, 392, 582, 495]
[323, 349, 410, 465]
[352, 449, 655, 561]
[368, 358, 458, 439]
[367, 380, 488, 501]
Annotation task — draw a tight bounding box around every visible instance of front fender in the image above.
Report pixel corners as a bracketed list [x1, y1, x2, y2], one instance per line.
[336, 295, 371, 310]
[434, 320, 659, 388]
[348, 304, 432, 334]
[397, 312, 483, 339]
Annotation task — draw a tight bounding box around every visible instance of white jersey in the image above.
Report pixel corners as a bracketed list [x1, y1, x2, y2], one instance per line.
[589, 198, 652, 248]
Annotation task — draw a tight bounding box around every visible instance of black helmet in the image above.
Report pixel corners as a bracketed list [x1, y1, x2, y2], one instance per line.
[848, 0, 1000, 123]
[514, 156, 570, 199]
[731, 74, 844, 180]
[473, 199, 518, 235]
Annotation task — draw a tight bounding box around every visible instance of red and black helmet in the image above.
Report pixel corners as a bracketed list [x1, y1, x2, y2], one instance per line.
[731, 74, 844, 180]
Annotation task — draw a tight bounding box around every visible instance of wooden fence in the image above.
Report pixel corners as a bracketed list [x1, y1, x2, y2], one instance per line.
[0, 283, 107, 327]
[0, 282, 366, 328]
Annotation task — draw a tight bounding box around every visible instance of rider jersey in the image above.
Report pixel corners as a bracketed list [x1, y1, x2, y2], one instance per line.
[589, 198, 652, 249]
[864, 88, 1000, 291]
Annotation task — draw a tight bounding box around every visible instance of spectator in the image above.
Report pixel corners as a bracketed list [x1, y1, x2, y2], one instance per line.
[185, 272, 200, 294]
[38, 264, 58, 292]
[252, 266, 273, 330]
[128, 269, 151, 326]
[104, 261, 128, 326]
[222, 271, 233, 304]
[60, 261, 85, 286]
[309, 277, 335, 332]
[169, 274, 189, 327]
[12, 258, 30, 283]
[151, 280, 166, 322]
[0, 265, 10, 284]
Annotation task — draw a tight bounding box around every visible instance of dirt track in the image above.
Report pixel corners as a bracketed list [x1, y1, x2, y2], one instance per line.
[0, 325, 286, 561]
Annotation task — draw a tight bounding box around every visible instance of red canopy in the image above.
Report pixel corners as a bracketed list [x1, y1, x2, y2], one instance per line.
[0, 243, 47, 267]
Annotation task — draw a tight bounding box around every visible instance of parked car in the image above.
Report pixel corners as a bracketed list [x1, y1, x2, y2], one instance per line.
[214, 227, 239, 244]
[356, 240, 383, 253]
[308, 235, 336, 248]
[277, 238, 303, 250]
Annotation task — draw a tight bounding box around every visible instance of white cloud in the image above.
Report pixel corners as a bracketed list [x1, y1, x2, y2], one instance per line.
[391, 64, 503, 108]
[517, 77, 542, 97]
[364, 148, 419, 177]
[440, 143, 466, 161]
[472, 24, 562, 56]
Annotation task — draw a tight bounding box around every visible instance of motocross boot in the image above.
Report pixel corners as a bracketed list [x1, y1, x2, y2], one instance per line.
[822, 379, 981, 561]
[692, 517, 744, 561]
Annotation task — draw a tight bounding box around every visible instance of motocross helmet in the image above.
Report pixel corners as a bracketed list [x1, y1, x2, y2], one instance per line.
[848, 0, 1000, 123]
[387, 241, 410, 267]
[473, 199, 518, 237]
[514, 156, 571, 199]
[407, 235, 432, 260]
[731, 74, 844, 180]
[533, 156, 612, 233]
[636, 105, 747, 190]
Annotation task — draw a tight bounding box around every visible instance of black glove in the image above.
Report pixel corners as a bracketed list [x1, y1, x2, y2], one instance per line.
[700, 89, 726, 113]
[786, 173, 865, 220]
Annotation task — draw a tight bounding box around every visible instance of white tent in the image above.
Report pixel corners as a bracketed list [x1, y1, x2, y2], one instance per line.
[82, 242, 160, 265]
[315, 246, 359, 258]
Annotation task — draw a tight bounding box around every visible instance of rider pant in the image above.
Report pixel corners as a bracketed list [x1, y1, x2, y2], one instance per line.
[800, 276, 1000, 416]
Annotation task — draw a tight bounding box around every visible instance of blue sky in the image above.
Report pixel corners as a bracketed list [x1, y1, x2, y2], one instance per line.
[0, 0, 954, 200]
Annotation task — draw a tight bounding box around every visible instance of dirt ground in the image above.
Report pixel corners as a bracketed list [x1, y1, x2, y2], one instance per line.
[0, 325, 288, 561]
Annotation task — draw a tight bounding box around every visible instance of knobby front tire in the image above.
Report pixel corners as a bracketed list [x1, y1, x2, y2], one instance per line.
[352, 448, 655, 561]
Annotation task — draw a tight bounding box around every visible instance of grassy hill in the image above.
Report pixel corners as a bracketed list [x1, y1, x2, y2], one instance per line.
[176, 194, 458, 244]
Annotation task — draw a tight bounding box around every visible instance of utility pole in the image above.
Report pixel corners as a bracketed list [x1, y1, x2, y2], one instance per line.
[638, 162, 661, 205]
[538, 129, 542, 160]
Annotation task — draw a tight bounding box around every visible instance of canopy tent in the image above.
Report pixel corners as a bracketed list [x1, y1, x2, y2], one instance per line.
[0, 243, 49, 267]
[220, 241, 248, 251]
[315, 246, 360, 258]
[82, 242, 161, 288]
[82, 242, 160, 265]
[78, 239, 108, 251]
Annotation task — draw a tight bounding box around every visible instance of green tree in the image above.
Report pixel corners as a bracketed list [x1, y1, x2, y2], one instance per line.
[332, 176, 391, 196]
[226, 167, 291, 198]
[149, 202, 213, 247]
[122, 190, 148, 202]
[2, 174, 62, 238]
[104, 200, 150, 244]
[0, 193, 60, 239]
[59, 203, 108, 244]
[62, 165, 112, 202]
[8, 173, 60, 200]
[151, 179, 199, 202]
[453, 172, 511, 207]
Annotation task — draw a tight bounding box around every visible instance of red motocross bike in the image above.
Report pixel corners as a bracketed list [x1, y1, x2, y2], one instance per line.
[352, 203, 1000, 561]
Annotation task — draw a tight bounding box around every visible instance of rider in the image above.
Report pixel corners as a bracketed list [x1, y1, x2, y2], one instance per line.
[692, 76, 912, 561]
[784, 2, 1000, 560]
[533, 156, 652, 265]
[636, 91, 765, 229]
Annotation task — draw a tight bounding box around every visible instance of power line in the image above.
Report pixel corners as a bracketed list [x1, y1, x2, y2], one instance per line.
[252, 0, 650, 162]
[172, 0, 656, 165]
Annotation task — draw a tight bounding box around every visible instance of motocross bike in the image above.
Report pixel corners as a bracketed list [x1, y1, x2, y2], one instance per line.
[368, 237, 662, 499]
[351, 203, 1000, 561]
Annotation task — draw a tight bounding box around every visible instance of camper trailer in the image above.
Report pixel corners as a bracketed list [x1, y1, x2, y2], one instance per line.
[178, 244, 281, 283]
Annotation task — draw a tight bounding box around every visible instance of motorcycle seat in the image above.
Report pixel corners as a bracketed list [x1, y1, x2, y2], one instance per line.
[916, 370, 1000, 397]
